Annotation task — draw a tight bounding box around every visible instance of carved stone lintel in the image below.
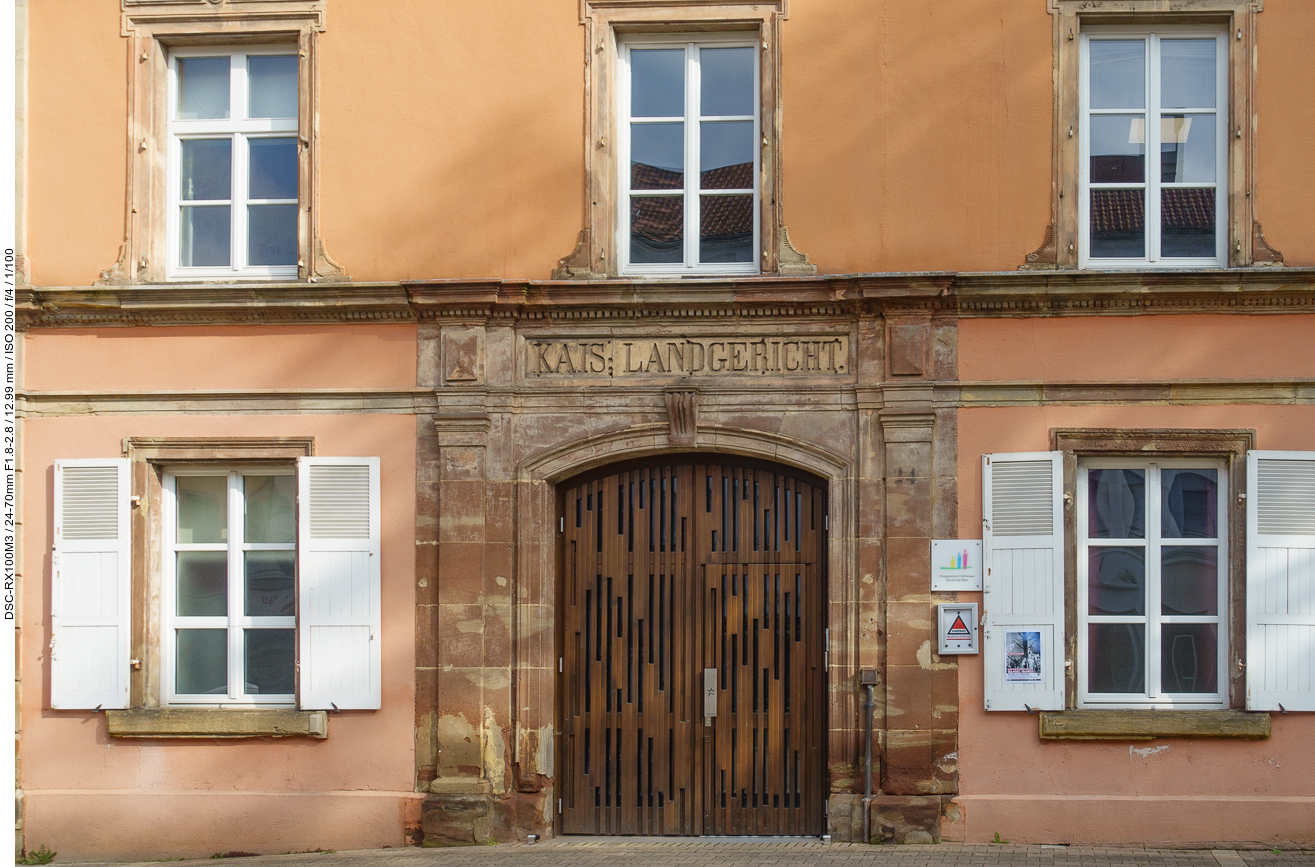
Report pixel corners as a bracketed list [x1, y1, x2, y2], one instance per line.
[663, 387, 699, 446]
[95, 244, 134, 286]
[312, 238, 350, 283]
[1252, 221, 1285, 267]
[777, 225, 817, 276]
[552, 228, 602, 280]
[1020, 223, 1058, 270]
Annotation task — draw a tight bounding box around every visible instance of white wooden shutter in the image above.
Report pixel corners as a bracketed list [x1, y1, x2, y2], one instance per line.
[982, 452, 1065, 711]
[51, 459, 131, 709]
[1246, 451, 1315, 711]
[297, 457, 381, 709]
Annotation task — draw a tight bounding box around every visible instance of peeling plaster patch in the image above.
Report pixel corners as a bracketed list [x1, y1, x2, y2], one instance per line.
[931, 703, 957, 720]
[916, 640, 956, 671]
[1130, 744, 1169, 759]
[496, 575, 508, 587]
[536, 724, 554, 776]
[457, 618, 484, 633]
[419, 578, 428, 588]
[482, 707, 508, 794]
[863, 573, 874, 584]
[938, 751, 959, 774]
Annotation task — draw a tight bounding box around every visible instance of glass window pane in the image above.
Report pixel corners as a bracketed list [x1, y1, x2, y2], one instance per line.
[1161, 39, 1216, 110]
[631, 49, 685, 118]
[631, 123, 684, 190]
[1088, 623, 1145, 694]
[1089, 40, 1145, 110]
[176, 629, 228, 694]
[1162, 188, 1216, 258]
[699, 194, 753, 264]
[1088, 469, 1145, 538]
[1160, 115, 1215, 183]
[1088, 546, 1146, 616]
[248, 204, 298, 266]
[700, 46, 754, 117]
[245, 552, 295, 617]
[180, 139, 232, 201]
[630, 196, 684, 263]
[1089, 189, 1144, 259]
[177, 551, 228, 616]
[245, 475, 295, 544]
[700, 121, 754, 190]
[177, 56, 230, 120]
[180, 206, 231, 267]
[1161, 624, 1218, 693]
[177, 475, 228, 543]
[1089, 115, 1146, 183]
[1161, 547, 1219, 616]
[1161, 469, 1218, 538]
[248, 55, 298, 119]
[249, 137, 298, 200]
[245, 630, 295, 695]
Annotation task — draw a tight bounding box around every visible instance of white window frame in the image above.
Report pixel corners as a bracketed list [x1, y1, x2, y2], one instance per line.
[1078, 25, 1228, 269]
[162, 465, 297, 707]
[1077, 456, 1229, 709]
[166, 46, 300, 281]
[617, 33, 761, 277]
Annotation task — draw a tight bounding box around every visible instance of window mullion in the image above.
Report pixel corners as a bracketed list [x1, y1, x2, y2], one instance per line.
[1147, 463, 1162, 699]
[685, 43, 698, 269]
[227, 472, 244, 700]
[1147, 35, 1162, 263]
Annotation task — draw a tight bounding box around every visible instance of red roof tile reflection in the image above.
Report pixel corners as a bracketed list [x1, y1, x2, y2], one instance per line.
[630, 162, 754, 242]
[1091, 187, 1215, 234]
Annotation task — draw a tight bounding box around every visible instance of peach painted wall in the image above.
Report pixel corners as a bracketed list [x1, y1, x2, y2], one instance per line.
[23, 324, 418, 392]
[960, 314, 1315, 383]
[25, 1, 1314, 285]
[954, 402, 1315, 844]
[21, 414, 418, 859]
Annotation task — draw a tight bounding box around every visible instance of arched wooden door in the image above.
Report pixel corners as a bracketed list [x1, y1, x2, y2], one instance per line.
[556, 456, 827, 836]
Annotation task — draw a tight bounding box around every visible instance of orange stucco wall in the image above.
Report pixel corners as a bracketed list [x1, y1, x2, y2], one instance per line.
[953, 313, 1315, 844]
[23, 324, 418, 392]
[960, 314, 1315, 383]
[23, 0, 1315, 285]
[20, 414, 419, 859]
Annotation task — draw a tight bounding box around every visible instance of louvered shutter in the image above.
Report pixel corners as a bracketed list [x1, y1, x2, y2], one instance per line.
[51, 459, 132, 709]
[297, 457, 381, 709]
[1246, 451, 1315, 711]
[982, 452, 1065, 711]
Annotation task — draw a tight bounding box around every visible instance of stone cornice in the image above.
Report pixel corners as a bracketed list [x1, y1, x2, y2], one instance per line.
[17, 269, 1315, 329]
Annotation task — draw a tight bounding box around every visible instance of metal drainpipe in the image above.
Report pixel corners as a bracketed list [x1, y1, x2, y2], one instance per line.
[862, 680, 875, 843]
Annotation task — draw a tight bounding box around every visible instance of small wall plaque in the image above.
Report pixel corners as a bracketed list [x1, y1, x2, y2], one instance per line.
[930, 539, 983, 592]
[937, 603, 979, 655]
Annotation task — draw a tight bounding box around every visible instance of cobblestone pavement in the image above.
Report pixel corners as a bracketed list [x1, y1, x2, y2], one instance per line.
[62, 839, 1315, 867]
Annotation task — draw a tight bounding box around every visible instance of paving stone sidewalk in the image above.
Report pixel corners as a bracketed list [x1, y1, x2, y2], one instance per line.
[58, 839, 1315, 867]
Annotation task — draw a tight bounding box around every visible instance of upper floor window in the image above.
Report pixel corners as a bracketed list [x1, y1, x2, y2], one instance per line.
[168, 48, 300, 280]
[1080, 28, 1228, 268]
[619, 35, 759, 276]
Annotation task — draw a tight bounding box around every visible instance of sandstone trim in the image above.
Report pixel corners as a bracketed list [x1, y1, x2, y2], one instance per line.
[1039, 710, 1270, 740]
[106, 708, 329, 739]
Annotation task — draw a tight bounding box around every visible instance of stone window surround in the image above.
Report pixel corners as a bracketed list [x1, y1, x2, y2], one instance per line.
[113, 436, 325, 738]
[1045, 427, 1266, 740]
[105, 0, 347, 287]
[1035, 0, 1280, 270]
[556, 0, 816, 279]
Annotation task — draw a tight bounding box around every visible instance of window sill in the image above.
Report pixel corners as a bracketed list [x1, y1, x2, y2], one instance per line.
[106, 708, 328, 739]
[1038, 710, 1270, 741]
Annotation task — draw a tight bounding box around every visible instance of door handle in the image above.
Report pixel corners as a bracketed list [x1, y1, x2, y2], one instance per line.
[703, 667, 717, 724]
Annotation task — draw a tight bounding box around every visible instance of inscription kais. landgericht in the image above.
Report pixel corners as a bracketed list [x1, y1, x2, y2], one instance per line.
[527, 336, 849, 377]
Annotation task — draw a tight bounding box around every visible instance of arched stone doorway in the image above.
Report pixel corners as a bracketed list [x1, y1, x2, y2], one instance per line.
[555, 455, 828, 836]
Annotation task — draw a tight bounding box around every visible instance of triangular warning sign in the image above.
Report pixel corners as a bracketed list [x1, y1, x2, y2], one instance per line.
[946, 615, 971, 639]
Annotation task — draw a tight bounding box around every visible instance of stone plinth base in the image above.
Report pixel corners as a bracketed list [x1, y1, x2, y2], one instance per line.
[421, 791, 552, 846]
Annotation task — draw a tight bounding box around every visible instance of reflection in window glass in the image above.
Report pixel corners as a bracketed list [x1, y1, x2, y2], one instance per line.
[1087, 547, 1146, 616]
[1088, 623, 1145, 694]
[177, 629, 227, 695]
[248, 55, 298, 119]
[1161, 469, 1217, 538]
[177, 57, 230, 120]
[1088, 469, 1145, 538]
[1161, 624, 1218, 693]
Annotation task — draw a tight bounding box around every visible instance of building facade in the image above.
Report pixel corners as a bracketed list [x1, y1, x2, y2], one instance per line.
[15, 0, 1315, 859]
